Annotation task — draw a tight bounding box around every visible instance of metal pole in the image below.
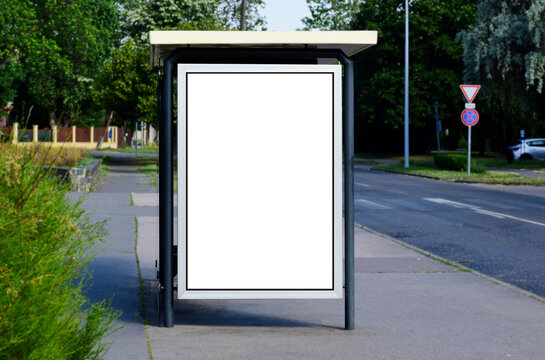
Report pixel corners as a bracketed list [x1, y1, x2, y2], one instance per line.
[141, 120, 145, 147]
[404, 0, 410, 168]
[468, 126, 471, 178]
[435, 102, 440, 155]
[160, 57, 174, 327]
[342, 58, 355, 330]
[240, 0, 247, 31]
[135, 121, 138, 157]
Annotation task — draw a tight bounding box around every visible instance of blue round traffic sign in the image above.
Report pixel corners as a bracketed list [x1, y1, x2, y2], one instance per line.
[461, 109, 479, 127]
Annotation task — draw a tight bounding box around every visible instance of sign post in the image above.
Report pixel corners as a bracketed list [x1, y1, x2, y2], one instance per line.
[435, 101, 441, 154]
[460, 84, 481, 177]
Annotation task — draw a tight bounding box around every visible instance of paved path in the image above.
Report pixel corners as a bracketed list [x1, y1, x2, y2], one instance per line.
[77, 155, 545, 359]
[72, 155, 158, 360]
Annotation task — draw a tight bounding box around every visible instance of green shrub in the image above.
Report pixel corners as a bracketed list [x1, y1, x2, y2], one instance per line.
[457, 137, 468, 149]
[0, 144, 119, 359]
[434, 153, 485, 173]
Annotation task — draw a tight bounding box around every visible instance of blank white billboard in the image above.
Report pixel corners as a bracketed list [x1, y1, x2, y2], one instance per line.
[178, 64, 342, 299]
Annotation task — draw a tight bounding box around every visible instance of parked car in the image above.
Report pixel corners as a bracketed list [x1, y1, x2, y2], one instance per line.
[505, 138, 545, 163]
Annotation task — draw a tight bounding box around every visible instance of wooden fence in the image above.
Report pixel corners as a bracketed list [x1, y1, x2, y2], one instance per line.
[8, 123, 119, 149]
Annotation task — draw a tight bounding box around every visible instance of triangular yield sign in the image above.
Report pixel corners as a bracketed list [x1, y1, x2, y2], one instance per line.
[460, 85, 480, 103]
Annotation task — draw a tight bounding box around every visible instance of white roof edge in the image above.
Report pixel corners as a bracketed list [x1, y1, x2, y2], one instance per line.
[150, 30, 377, 46]
[149, 31, 377, 67]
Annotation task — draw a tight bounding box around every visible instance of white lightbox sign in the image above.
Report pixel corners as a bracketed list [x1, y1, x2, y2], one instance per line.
[178, 64, 342, 299]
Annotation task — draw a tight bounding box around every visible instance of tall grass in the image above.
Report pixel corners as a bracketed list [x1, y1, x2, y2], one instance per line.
[0, 143, 88, 168]
[0, 143, 119, 359]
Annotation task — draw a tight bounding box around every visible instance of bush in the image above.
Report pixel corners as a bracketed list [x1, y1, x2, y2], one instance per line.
[0, 144, 119, 359]
[434, 153, 485, 173]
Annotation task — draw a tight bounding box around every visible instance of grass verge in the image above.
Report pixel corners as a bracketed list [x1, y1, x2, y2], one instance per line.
[96, 146, 158, 154]
[134, 217, 154, 360]
[354, 157, 378, 164]
[391, 153, 545, 170]
[373, 160, 545, 185]
[136, 158, 159, 187]
[135, 158, 177, 193]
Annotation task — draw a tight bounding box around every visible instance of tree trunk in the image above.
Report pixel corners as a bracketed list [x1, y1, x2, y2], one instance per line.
[48, 110, 57, 129]
[96, 110, 115, 149]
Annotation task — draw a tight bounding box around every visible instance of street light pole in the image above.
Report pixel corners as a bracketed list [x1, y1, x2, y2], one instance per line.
[404, 0, 410, 168]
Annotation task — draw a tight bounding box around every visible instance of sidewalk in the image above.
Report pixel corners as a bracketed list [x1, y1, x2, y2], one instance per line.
[80, 154, 545, 360]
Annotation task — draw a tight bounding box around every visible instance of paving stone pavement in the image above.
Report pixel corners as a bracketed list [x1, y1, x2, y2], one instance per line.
[77, 154, 545, 360]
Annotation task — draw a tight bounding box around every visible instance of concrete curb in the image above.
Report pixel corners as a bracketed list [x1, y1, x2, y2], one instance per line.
[370, 167, 440, 180]
[49, 158, 102, 192]
[358, 223, 545, 304]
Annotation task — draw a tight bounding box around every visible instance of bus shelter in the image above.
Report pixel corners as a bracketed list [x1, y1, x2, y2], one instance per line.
[150, 31, 377, 329]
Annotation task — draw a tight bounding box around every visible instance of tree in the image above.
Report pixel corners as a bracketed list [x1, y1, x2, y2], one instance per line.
[93, 39, 157, 127]
[123, 0, 266, 45]
[349, 0, 476, 153]
[3, 0, 120, 127]
[0, 0, 35, 115]
[461, 0, 545, 151]
[302, 0, 361, 30]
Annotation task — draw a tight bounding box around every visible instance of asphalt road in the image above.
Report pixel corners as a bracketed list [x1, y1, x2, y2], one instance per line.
[354, 164, 545, 298]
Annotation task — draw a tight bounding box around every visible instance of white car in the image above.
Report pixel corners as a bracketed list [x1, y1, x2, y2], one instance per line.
[505, 138, 545, 161]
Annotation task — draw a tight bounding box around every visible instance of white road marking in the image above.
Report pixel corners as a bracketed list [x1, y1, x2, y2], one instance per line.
[355, 199, 392, 209]
[423, 198, 545, 227]
[355, 182, 370, 187]
[464, 198, 521, 210]
[387, 189, 407, 195]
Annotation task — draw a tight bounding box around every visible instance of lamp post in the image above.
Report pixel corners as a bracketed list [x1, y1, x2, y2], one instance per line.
[404, 0, 410, 168]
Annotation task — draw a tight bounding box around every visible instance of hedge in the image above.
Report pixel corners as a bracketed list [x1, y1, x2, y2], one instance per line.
[433, 153, 485, 173]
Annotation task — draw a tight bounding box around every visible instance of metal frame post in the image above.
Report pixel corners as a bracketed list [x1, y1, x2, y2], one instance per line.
[159, 48, 355, 329]
[342, 58, 355, 330]
[160, 56, 174, 328]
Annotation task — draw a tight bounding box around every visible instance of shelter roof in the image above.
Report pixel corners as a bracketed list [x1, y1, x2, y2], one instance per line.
[149, 31, 378, 67]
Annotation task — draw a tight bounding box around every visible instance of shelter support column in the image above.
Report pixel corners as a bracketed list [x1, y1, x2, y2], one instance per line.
[160, 57, 174, 328]
[341, 57, 355, 331]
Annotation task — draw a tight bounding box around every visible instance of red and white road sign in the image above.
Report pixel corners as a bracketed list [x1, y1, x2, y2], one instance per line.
[461, 109, 479, 127]
[460, 85, 480, 103]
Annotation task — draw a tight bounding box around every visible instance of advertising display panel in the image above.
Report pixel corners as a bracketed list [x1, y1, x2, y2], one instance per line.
[178, 64, 342, 299]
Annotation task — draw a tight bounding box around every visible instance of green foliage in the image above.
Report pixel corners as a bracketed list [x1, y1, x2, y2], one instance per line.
[302, 0, 360, 30]
[457, 136, 468, 149]
[0, 144, 119, 359]
[461, 0, 545, 150]
[123, 0, 266, 45]
[0, 58, 23, 111]
[217, 0, 266, 30]
[347, 0, 476, 153]
[93, 39, 157, 126]
[353, 0, 475, 128]
[1, 0, 120, 126]
[434, 153, 485, 173]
